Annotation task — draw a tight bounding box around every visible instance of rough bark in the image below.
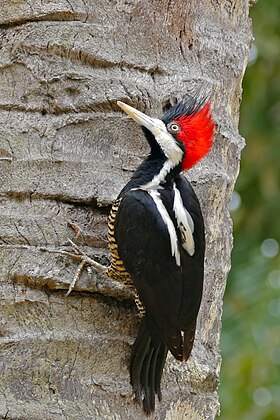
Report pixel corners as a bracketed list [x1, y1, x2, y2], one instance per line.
[0, 1, 252, 419]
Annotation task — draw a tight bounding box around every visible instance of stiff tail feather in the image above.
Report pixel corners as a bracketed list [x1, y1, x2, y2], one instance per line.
[130, 317, 168, 414]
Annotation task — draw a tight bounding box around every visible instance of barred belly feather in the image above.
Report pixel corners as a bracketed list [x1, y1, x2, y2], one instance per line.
[106, 199, 133, 286]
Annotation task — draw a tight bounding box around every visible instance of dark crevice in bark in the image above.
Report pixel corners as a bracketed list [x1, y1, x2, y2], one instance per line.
[1, 191, 113, 211]
[0, 12, 86, 29]
[0, 99, 149, 116]
[6, 40, 165, 77]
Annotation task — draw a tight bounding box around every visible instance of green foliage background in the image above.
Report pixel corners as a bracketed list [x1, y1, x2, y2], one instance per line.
[220, 2, 280, 419]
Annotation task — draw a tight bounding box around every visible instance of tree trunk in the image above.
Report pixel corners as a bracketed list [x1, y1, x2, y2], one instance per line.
[0, 1, 251, 419]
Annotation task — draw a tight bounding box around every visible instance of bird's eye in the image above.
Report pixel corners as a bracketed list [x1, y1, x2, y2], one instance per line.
[167, 122, 181, 133]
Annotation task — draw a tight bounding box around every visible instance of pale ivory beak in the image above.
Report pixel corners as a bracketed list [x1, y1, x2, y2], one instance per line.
[117, 101, 165, 134]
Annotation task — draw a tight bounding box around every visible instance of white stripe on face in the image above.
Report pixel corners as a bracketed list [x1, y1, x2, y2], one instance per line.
[141, 126, 184, 191]
[150, 119, 184, 165]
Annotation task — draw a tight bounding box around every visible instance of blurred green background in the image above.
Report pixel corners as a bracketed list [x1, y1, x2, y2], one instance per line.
[220, 1, 280, 419]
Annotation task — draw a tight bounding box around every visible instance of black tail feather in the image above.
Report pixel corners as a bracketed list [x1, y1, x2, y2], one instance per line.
[147, 345, 159, 409]
[130, 317, 168, 414]
[154, 343, 168, 401]
[141, 346, 155, 413]
[130, 328, 151, 402]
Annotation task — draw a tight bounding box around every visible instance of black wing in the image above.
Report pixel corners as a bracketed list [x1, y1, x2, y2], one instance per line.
[114, 175, 205, 359]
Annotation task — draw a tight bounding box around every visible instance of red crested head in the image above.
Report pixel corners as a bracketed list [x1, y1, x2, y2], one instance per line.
[175, 102, 215, 170]
[117, 97, 215, 175]
[162, 98, 215, 171]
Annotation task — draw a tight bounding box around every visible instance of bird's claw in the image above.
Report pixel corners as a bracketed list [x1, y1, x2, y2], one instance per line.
[65, 235, 107, 296]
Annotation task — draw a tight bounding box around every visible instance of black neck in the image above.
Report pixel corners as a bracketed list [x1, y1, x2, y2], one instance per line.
[119, 153, 182, 196]
[119, 127, 184, 196]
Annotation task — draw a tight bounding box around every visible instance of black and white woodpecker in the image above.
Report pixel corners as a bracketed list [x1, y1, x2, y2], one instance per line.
[103, 98, 215, 413]
[66, 98, 214, 413]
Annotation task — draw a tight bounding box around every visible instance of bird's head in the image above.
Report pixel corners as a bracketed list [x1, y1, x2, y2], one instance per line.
[117, 98, 215, 171]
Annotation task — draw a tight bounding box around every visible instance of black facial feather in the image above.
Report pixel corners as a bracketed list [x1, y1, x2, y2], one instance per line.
[161, 96, 208, 124]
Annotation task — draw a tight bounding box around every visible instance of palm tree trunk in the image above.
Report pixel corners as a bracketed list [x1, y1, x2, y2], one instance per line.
[0, 1, 252, 418]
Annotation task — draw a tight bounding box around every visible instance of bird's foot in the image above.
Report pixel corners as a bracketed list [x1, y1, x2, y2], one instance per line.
[62, 221, 107, 296]
[64, 238, 107, 296]
[58, 221, 133, 300]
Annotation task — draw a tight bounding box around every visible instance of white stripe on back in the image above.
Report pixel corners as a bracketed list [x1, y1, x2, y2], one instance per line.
[173, 184, 195, 256]
[148, 189, 181, 266]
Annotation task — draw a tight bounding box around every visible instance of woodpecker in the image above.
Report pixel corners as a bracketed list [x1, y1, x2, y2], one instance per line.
[103, 97, 215, 414]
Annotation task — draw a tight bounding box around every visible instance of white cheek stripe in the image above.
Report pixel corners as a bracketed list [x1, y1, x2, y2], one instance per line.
[141, 128, 184, 191]
[173, 185, 195, 256]
[148, 189, 181, 266]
